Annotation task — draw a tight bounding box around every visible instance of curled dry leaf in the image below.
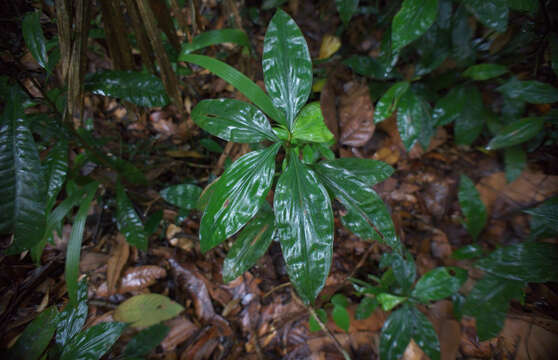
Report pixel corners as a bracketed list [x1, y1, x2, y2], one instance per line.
[161, 316, 199, 351]
[107, 234, 130, 294]
[339, 82, 375, 146]
[119, 265, 167, 293]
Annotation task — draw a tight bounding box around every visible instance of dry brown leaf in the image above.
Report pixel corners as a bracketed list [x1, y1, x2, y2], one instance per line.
[338, 82, 375, 146]
[402, 339, 428, 360]
[499, 316, 558, 359]
[161, 316, 199, 351]
[119, 265, 167, 293]
[80, 251, 109, 273]
[320, 78, 339, 140]
[476, 172, 507, 215]
[106, 234, 129, 295]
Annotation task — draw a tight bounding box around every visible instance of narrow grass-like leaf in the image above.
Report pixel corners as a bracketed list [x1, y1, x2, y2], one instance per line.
[458, 175, 487, 240]
[179, 29, 250, 56]
[116, 182, 148, 250]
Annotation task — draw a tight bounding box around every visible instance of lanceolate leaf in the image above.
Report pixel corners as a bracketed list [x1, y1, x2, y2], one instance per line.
[411, 267, 467, 303]
[116, 182, 148, 251]
[22, 11, 49, 70]
[182, 54, 285, 125]
[391, 0, 439, 52]
[475, 242, 558, 283]
[524, 197, 558, 240]
[319, 158, 394, 186]
[292, 102, 334, 143]
[314, 161, 398, 249]
[7, 306, 58, 360]
[44, 139, 68, 210]
[160, 183, 203, 211]
[486, 117, 544, 150]
[0, 88, 46, 251]
[458, 175, 487, 240]
[56, 279, 88, 347]
[463, 63, 508, 80]
[200, 143, 280, 252]
[454, 85, 485, 146]
[179, 29, 250, 56]
[222, 203, 275, 283]
[336, 0, 359, 27]
[60, 322, 127, 360]
[397, 90, 434, 151]
[374, 81, 410, 123]
[263, 9, 312, 129]
[496, 77, 558, 104]
[85, 70, 169, 107]
[465, 0, 509, 33]
[274, 150, 334, 304]
[191, 99, 278, 143]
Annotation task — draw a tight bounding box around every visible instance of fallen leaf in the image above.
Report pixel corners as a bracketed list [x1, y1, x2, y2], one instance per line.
[119, 265, 167, 293]
[318, 35, 341, 60]
[114, 293, 184, 329]
[161, 316, 199, 351]
[107, 234, 129, 294]
[338, 82, 375, 146]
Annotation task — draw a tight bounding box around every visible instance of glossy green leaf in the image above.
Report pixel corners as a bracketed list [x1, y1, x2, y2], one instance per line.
[274, 150, 333, 304]
[504, 146, 526, 183]
[451, 5, 476, 66]
[123, 323, 170, 358]
[380, 252, 416, 293]
[116, 182, 148, 251]
[343, 55, 393, 80]
[452, 244, 483, 260]
[7, 306, 58, 360]
[0, 88, 46, 252]
[179, 29, 250, 56]
[56, 279, 88, 347]
[65, 182, 98, 304]
[309, 308, 327, 332]
[314, 161, 398, 249]
[320, 158, 394, 186]
[263, 10, 312, 129]
[160, 183, 203, 211]
[114, 294, 184, 329]
[463, 274, 524, 340]
[200, 143, 280, 252]
[412, 267, 467, 303]
[374, 81, 410, 124]
[392, 0, 439, 52]
[486, 117, 545, 150]
[475, 242, 558, 283]
[496, 77, 558, 104]
[222, 203, 275, 283]
[458, 175, 487, 240]
[181, 54, 285, 125]
[191, 99, 278, 143]
[336, 0, 359, 27]
[85, 70, 169, 107]
[397, 90, 434, 150]
[44, 139, 68, 211]
[355, 296, 379, 320]
[292, 102, 333, 143]
[463, 63, 508, 80]
[377, 293, 407, 311]
[454, 86, 485, 146]
[22, 11, 48, 70]
[524, 197, 558, 240]
[407, 306, 440, 360]
[332, 305, 350, 332]
[432, 86, 466, 126]
[60, 322, 127, 360]
[465, 0, 508, 32]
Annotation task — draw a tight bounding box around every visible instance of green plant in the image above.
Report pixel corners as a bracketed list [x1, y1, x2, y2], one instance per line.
[180, 9, 398, 304]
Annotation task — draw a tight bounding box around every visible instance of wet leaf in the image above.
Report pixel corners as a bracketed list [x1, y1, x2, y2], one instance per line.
[458, 175, 487, 240]
[119, 265, 167, 293]
[200, 144, 280, 252]
[412, 267, 467, 303]
[56, 279, 89, 347]
[504, 146, 526, 183]
[332, 305, 350, 332]
[85, 70, 169, 107]
[486, 117, 544, 150]
[343, 55, 393, 80]
[314, 161, 399, 249]
[191, 99, 278, 143]
[114, 294, 184, 329]
[397, 90, 434, 151]
[336, 0, 359, 27]
[355, 297, 379, 320]
[292, 102, 334, 143]
[454, 85, 485, 146]
[524, 197, 558, 240]
[463, 63, 508, 80]
[116, 182, 148, 251]
[465, 0, 509, 32]
[44, 139, 68, 211]
[222, 203, 274, 283]
[374, 81, 410, 123]
[339, 83, 376, 146]
[432, 85, 466, 127]
[160, 183, 203, 211]
[60, 322, 127, 360]
[377, 293, 407, 311]
[22, 11, 48, 70]
[179, 29, 250, 55]
[309, 308, 327, 332]
[380, 252, 416, 293]
[107, 234, 130, 294]
[392, 0, 439, 52]
[475, 242, 558, 283]
[0, 88, 46, 251]
[496, 77, 558, 104]
[123, 323, 170, 358]
[7, 306, 58, 360]
[274, 150, 333, 304]
[451, 244, 483, 260]
[321, 158, 393, 186]
[263, 9, 312, 129]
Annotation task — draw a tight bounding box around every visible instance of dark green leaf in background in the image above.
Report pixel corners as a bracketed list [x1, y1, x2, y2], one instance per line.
[465, 0, 509, 33]
[201, 143, 280, 252]
[343, 55, 393, 80]
[550, 34, 558, 77]
[263, 9, 312, 129]
[452, 244, 483, 260]
[507, 0, 538, 12]
[191, 99, 278, 143]
[179, 29, 250, 55]
[160, 183, 203, 211]
[454, 86, 485, 146]
[463, 63, 508, 80]
[355, 296, 379, 320]
[60, 322, 127, 360]
[7, 306, 58, 360]
[475, 242, 558, 283]
[380, 252, 416, 293]
[222, 202, 275, 283]
[496, 77, 558, 104]
[123, 323, 170, 358]
[336, 0, 359, 27]
[374, 81, 410, 124]
[432, 86, 466, 126]
[451, 5, 476, 66]
[458, 175, 487, 240]
[504, 146, 526, 183]
[85, 70, 169, 107]
[412, 267, 467, 303]
[274, 150, 333, 303]
[0, 88, 46, 251]
[116, 182, 148, 251]
[44, 140, 68, 211]
[292, 102, 334, 143]
[321, 158, 394, 186]
[22, 11, 49, 70]
[524, 197, 558, 240]
[486, 117, 544, 150]
[391, 0, 439, 52]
